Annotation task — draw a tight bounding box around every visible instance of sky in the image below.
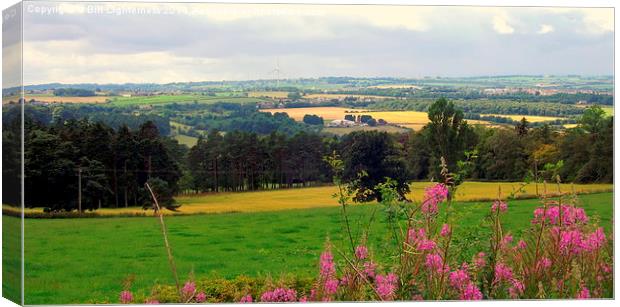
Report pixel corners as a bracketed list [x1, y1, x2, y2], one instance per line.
[6, 1, 615, 85]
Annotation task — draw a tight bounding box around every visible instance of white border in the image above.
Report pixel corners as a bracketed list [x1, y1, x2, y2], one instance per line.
[0, 1, 617, 307]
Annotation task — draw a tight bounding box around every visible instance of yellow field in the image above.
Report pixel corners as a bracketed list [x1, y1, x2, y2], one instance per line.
[8, 182, 611, 217]
[262, 107, 494, 131]
[261, 107, 366, 121]
[322, 125, 410, 135]
[247, 91, 290, 98]
[173, 134, 199, 147]
[481, 114, 564, 122]
[24, 95, 111, 104]
[2, 95, 20, 104]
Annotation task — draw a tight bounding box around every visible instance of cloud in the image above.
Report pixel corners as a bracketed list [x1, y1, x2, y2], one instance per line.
[18, 2, 614, 85]
[537, 24, 554, 34]
[492, 15, 515, 34]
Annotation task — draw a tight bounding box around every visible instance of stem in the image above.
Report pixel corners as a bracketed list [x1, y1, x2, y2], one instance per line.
[334, 248, 384, 301]
[337, 181, 356, 255]
[145, 183, 181, 296]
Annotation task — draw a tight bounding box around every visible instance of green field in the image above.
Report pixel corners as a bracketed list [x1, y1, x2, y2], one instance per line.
[9, 192, 613, 304]
[109, 95, 266, 106]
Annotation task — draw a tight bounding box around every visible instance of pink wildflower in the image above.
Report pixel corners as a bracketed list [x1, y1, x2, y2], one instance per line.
[260, 288, 297, 302]
[461, 283, 483, 300]
[473, 252, 486, 269]
[421, 184, 448, 215]
[491, 200, 508, 213]
[298, 296, 308, 302]
[363, 261, 377, 278]
[449, 269, 470, 289]
[509, 280, 525, 298]
[501, 234, 513, 248]
[440, 224, 452, 237]
[532, 205, 588, 226]
[240, 294, 253, 303]
[558, 229, 585, 255]
[494, 263, 513, 283]
[375, 273, 399, 300]
[583, 227, 606, 251]
[576, 286, 590, 299]
[120, 291, 133, 304]
[182, 281, 196, 297]
[320, 250, 335, 277]
[339, 275, 350, 286]
[536, 257, 552, 271]
[324, 278, 339, 295]
[355, 245, 368, 260]
[517, 239, 527, 249]
[417, 239, 437, 251]
[425, 253, 447, 273]
[195, 292, 207, 303]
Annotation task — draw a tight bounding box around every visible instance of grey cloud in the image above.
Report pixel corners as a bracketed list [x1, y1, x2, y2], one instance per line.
[19, 3, 614, 84]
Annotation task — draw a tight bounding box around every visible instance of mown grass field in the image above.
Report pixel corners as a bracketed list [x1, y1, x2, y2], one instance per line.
[9, 192, 612, 304]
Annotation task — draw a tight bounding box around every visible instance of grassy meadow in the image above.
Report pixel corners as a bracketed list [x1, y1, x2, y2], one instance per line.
[10, 192, 612, 304]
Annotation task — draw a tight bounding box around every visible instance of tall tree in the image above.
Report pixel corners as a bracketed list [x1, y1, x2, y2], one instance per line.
[340, 131, 409, 201]
[426, 98, 477, 178]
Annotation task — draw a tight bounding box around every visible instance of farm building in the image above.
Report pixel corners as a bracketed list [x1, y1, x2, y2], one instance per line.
[327, 119, 356, 127]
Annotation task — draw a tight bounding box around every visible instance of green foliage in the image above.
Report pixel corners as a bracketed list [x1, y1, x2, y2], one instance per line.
[287, 92, 302, 100]
[53, 88, 96, 97]
[426, 98, 477, 178]
[339, 131, 410, 201]
[302, 114, 324, 126]
[18, 118, 182, 211]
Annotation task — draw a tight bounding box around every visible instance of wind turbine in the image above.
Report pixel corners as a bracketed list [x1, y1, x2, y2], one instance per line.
[268, 58, 282, 88]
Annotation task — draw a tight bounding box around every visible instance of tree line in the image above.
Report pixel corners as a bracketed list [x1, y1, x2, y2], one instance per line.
[2, 99, 612, 211]
[3, 112, 184, 211]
